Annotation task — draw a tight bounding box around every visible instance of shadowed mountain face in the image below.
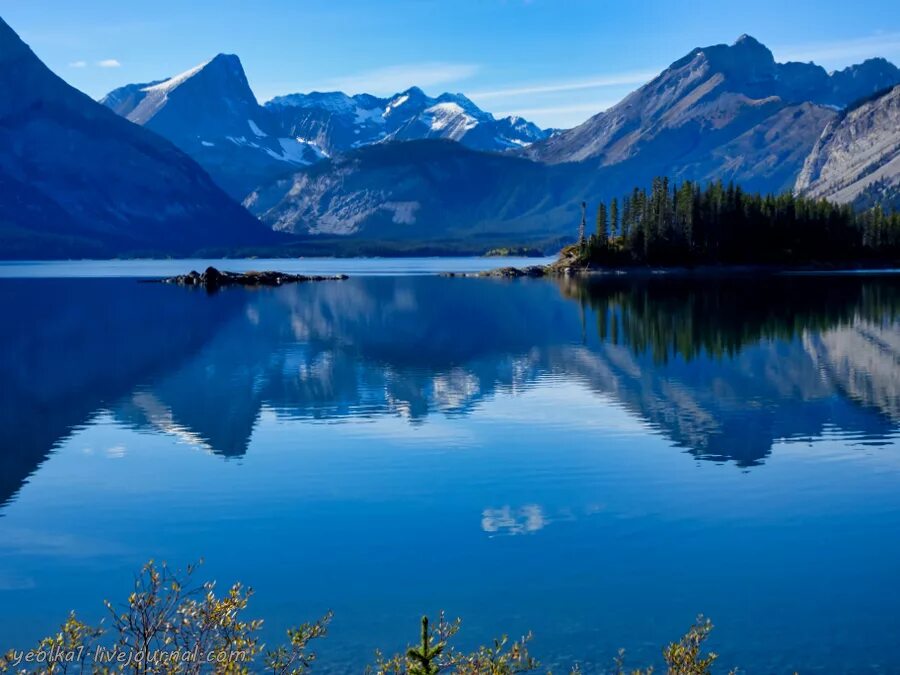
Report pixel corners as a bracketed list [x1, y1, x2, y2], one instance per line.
[244, 139, 585, 242]
[0, 17, 269, 259]
[3, 273, 900, 508]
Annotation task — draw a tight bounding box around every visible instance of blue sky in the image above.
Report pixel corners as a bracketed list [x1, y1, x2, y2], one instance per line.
[4, 0, 900, 128]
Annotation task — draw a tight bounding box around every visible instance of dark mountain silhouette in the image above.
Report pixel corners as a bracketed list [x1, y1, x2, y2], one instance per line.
[0, 16, 270, 258]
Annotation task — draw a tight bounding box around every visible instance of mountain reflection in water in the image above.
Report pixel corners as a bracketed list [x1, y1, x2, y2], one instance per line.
[2, 273, 900, 508]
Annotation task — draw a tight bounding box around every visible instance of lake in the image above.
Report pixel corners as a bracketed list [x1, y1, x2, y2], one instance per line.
[1, 259, 899, 673]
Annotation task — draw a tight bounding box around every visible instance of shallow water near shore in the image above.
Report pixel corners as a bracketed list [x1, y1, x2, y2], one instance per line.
[1, 259, 899, 672]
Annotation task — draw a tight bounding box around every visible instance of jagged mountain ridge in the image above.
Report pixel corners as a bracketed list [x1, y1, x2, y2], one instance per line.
[266, 86, 549, 156]
[0, 16, 268, 258]
[795, 84, 900, 205]
[100, 54, 324, 199]
[521, 36, 900, 193]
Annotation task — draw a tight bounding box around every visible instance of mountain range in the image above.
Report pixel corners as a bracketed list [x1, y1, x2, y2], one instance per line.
[242, 35, 900, 243]
[3, 11, 900, 257]
[0, 17, 269, 258]
[101, 57, 551, 200]
[267, 87, 549, 155]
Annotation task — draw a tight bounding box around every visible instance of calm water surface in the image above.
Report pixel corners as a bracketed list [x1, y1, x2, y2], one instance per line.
[1, 260, 899, 673]
[0, 256, 554, 278]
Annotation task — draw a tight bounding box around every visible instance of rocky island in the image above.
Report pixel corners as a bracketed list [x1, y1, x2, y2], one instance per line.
[157, 266, 348, 290]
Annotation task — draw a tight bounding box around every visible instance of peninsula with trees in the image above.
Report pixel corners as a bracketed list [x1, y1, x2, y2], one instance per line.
[471, 178, 900, 277]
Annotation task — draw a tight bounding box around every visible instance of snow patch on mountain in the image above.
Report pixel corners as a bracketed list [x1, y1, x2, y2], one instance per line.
[288, 137, 328, 160]
[384, 94, 410, 116]
[425, 102, 478, 134]
[145, 62, 207, 93]
[355, 106, 385, 125]
[248, 119, 267, 137]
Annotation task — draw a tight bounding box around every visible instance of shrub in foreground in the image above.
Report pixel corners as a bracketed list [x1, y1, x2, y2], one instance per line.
[1, 561, 732, 674]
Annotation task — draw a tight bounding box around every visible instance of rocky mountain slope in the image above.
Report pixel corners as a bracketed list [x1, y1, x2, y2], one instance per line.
[795, 84, 900, 205]
[244, 139, 585, 246]
[0, 16, 268, 258]
[101, 55, 323, 199]
[266, 86, 549, 156]
[521, 36, 899, 193]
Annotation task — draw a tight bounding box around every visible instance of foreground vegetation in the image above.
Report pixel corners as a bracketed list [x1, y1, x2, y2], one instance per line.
[1, 561, 732, 674]
[578, 178, 900, 266]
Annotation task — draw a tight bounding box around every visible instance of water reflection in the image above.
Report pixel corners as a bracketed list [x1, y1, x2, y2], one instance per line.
[2, 274, 900, 507]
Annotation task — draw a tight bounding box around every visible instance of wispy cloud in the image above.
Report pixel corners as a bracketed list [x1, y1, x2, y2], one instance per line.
[97, 59, 122, 68]
[68, 60, 87, 69]
[497, 100, 620, 118]
[313, 62, 480, 96]
[470, 70, 657, 100]
[774, 32, 900, 66]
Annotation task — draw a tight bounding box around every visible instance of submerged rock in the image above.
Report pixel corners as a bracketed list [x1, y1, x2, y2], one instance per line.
[158, 266, 348, 290]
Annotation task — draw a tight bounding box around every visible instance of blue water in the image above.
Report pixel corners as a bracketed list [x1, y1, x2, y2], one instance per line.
[1, 260, 899, 673]
[0, 256, 554, 278]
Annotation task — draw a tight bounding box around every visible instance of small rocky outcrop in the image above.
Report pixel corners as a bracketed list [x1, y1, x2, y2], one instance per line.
[441, 265, 549, 278]
[159, 266, 348, 290]
[479, 265, 548, 278]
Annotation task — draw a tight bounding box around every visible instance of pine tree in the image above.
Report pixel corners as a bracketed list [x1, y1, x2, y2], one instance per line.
[622, 199, 632, 241]
[596, 203, 608, 242]
[610, 198, 619, 241]
[407, 616, 445, 675]
[578, 201, 587, 246]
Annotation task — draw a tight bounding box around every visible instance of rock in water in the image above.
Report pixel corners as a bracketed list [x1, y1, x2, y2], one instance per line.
[159, 266, 348, 290]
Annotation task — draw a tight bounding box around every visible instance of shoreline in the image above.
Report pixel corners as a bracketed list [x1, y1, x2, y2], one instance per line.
[445, 260, 900, 279]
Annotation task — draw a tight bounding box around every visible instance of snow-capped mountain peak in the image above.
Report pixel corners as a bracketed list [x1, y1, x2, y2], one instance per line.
[264, 85, 549, 155]
[101, 54, 324, 199]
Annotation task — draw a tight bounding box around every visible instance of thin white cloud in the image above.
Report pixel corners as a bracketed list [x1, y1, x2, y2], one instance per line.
[470, 70, 657, 100]
[497, 100, 620, 118]
[97, 59, 122, 68]
[314, 62, 480, 96]
[68, 60, 87, 68]
[774, 32, 900, 67]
